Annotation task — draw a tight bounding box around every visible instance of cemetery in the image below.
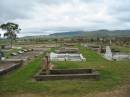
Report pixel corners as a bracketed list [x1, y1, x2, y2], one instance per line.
[0, 1, 130, 95]
[0, 23, 130, 97]
[0, 41, 130, 97]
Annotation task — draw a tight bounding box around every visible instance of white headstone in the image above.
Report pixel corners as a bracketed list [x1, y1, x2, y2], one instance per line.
[104, 46, 113, 60]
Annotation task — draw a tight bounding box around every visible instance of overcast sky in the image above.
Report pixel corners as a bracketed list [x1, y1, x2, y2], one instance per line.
[0, 0, 130, 37]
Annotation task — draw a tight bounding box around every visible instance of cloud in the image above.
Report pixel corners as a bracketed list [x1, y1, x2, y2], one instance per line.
[0, 0, 36, 22]
[0, 0, 130, 37]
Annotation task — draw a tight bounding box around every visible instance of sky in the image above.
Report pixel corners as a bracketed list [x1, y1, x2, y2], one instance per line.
[0, 0, 130, 37]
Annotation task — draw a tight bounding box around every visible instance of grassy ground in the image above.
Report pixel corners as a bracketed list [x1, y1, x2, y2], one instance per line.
[0, 46, 130, 97]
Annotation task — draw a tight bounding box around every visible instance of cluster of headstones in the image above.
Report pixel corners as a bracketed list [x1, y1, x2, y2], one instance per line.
[11, 49, 33, 56]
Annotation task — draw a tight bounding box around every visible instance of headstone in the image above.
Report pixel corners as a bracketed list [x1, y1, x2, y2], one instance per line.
[104, 46, 113, 60]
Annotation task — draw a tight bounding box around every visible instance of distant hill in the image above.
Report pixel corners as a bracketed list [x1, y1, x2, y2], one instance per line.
[21, 29, 130, 39]
[50, 31, 85, 37]
[50, 30, 130, 38]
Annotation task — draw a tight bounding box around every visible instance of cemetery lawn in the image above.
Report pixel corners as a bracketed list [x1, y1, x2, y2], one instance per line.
[0, 46, 130, 97]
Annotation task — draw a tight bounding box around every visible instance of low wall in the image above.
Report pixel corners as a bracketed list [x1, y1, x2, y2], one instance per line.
[34, 69, 100, 81]
[40, 68, 94, 74]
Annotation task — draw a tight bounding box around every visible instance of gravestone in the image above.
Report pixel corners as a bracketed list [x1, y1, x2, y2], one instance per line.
[104, 46, 113, 60]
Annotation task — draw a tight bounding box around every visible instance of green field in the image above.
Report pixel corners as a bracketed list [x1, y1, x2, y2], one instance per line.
[0, 46, 130, 97]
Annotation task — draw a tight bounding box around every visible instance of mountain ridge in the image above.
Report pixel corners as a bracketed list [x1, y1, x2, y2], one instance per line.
[49, 29, 130, 38]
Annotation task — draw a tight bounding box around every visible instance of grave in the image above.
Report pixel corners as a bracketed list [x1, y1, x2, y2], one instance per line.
[50, 47, 86, 61]
[11, 52, 18, 56]
[50, 52, 86, 61]
[0, 60, 23, 75]
[63, 43, 76, 47]
[113, 53, 130, 61]
[22, 49, 28, 52]
[17, 50, 24, 54]
[104, 46, 130, 61]
[84, 44, 105, 53]
[35, 68, 99, 81]
[0, 45, 11, 50]
[56, 47, 79, 53]
[34, 56, 99, 81]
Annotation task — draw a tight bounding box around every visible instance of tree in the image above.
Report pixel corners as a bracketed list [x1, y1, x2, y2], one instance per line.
[0, 22, 21, 48]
